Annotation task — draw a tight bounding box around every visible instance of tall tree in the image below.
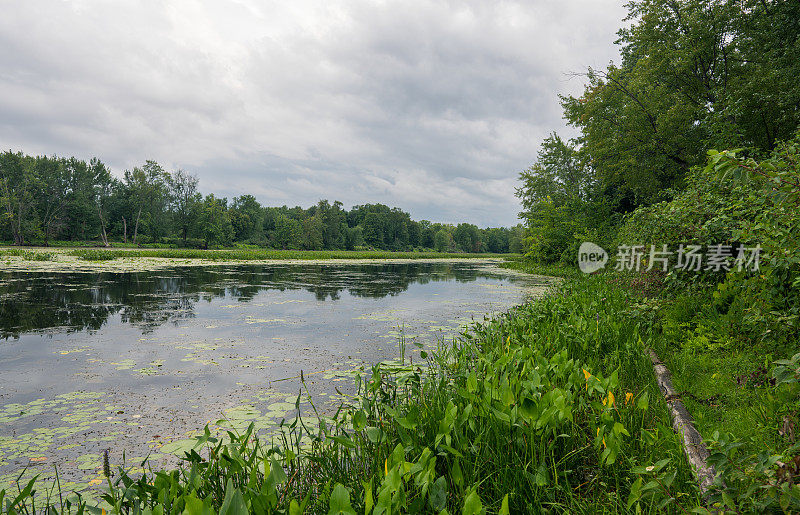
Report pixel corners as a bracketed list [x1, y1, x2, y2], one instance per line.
[197, 194, 234, 247]
[123, 161, 171, 244]
[230, 194, 264, 243]
[0, 152, 39, 245]
[90, 159, 115, 247]
[562, 0, 800, 210]
[301, 214, 324, 250]
[316, 200, 346, 249]
[272, 214, 302, 249]
[33, 156, 71, 245]
[454, 223, 482, 253]
[169, 169, 200, 244]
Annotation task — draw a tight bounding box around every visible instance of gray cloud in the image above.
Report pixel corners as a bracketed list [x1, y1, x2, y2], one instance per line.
[0, 0, 626, 226]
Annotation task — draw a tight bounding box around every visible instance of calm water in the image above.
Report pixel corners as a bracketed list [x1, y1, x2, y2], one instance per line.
[0, 262, 547, 494]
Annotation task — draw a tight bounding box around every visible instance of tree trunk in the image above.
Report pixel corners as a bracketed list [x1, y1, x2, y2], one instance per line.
[648, 350, 721, 497]
[100, 225, 109, 247]
[122, 217, 127, 244]
[13, 201, 24, 246]
[97, 203, 110, 247]
[132, 207, 141, 245]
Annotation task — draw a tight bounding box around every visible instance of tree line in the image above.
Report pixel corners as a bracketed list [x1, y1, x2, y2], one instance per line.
[0, 152, 522, 253]
[516, 0, 800, 263]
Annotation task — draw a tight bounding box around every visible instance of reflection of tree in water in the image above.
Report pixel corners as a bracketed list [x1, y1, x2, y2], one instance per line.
[0, 263, 487, 338]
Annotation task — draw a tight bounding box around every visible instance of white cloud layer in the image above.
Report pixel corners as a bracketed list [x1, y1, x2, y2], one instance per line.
[0, 0, 626, 226]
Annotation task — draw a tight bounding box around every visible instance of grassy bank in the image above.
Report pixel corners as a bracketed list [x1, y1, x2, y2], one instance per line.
[2, 275, 707, 514]
[0, 247, 516, 263]
[498, 256, 582, 279]
[637, 282, 800, 512]
[67, 248, 515, 262]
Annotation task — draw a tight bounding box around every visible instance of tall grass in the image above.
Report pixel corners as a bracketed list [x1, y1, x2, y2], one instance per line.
[498, 257, 581, 279]
[0, 249, 55, 261]
[1, 277, 701, 514]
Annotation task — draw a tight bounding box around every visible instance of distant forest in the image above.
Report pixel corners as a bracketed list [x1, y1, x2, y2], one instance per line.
[0, 152, 522, 252]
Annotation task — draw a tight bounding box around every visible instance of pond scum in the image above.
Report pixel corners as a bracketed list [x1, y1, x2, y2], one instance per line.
[3, 275, 795, 514]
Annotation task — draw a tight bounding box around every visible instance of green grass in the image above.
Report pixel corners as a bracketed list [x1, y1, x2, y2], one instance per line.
[647, 287, 797, 451]
[66, 248, 517, 262]
[0, 249, 55, 261]
[69, 249, 118, 261]
[1, 276, 704, 514]
[661, 346, 782, 447]
[498, 257, 581, 278]
[629, 282, 800, 512]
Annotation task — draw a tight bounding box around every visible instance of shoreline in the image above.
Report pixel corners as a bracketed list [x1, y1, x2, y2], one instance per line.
[0, 247, 526, 274]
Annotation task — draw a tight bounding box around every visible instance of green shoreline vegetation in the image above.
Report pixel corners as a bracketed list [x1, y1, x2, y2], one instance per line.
[0, 247, 518, 263]
[1, 275, 703, 514]
[3, 266, 798, 513]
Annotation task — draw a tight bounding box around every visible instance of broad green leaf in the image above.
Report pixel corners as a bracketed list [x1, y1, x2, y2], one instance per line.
[328, 483, 356, 515]
[637, 391, 649, 411]
[499, 494, 510, 515]
[462, 490, 483, 515]
[219, 479, 248, 515]
[627, 477, 642, 509]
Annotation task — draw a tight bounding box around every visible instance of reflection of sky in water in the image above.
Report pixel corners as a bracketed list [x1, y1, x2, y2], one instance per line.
[0, 263, 548, 499]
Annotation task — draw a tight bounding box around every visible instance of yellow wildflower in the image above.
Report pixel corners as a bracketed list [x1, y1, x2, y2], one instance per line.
[582, 369, 591, 381]
[625, 392, 634, 405]
[608, 391, 615, 407]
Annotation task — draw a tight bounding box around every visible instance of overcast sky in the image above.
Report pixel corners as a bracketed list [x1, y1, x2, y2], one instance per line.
[0, 0, 627, 227]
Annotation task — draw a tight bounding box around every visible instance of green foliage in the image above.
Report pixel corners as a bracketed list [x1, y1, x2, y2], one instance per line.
[704, 432, 800, 513]
[433, 229, 455, 253]
[516, 135, 618, 264]
[453, 223, 482, 253]
[616, 133, 800, 347]
[72, 249, 119, 261]
[123, 161, 172, 244]
[773, 352, 800, 388]
[0, 249, 56, 261]
[562, 0, 800, 209]
[229, 195, 264, 244]
[517, 0, 800, 268]
[169, 169, 202, 244]
[0, 152, 516, 253]
[198, 195, 235, 247]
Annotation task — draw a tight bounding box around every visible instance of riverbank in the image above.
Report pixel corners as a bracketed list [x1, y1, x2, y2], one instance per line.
[4, 268, 796, 513]
[1, 272, 698, 513]
[0, 247, 520, 273]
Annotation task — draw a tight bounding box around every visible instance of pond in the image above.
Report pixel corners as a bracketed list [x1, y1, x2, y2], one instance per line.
[0, 261, 549, 497]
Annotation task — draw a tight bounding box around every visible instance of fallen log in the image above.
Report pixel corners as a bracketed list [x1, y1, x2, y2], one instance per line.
[648, 349, 720, 496]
